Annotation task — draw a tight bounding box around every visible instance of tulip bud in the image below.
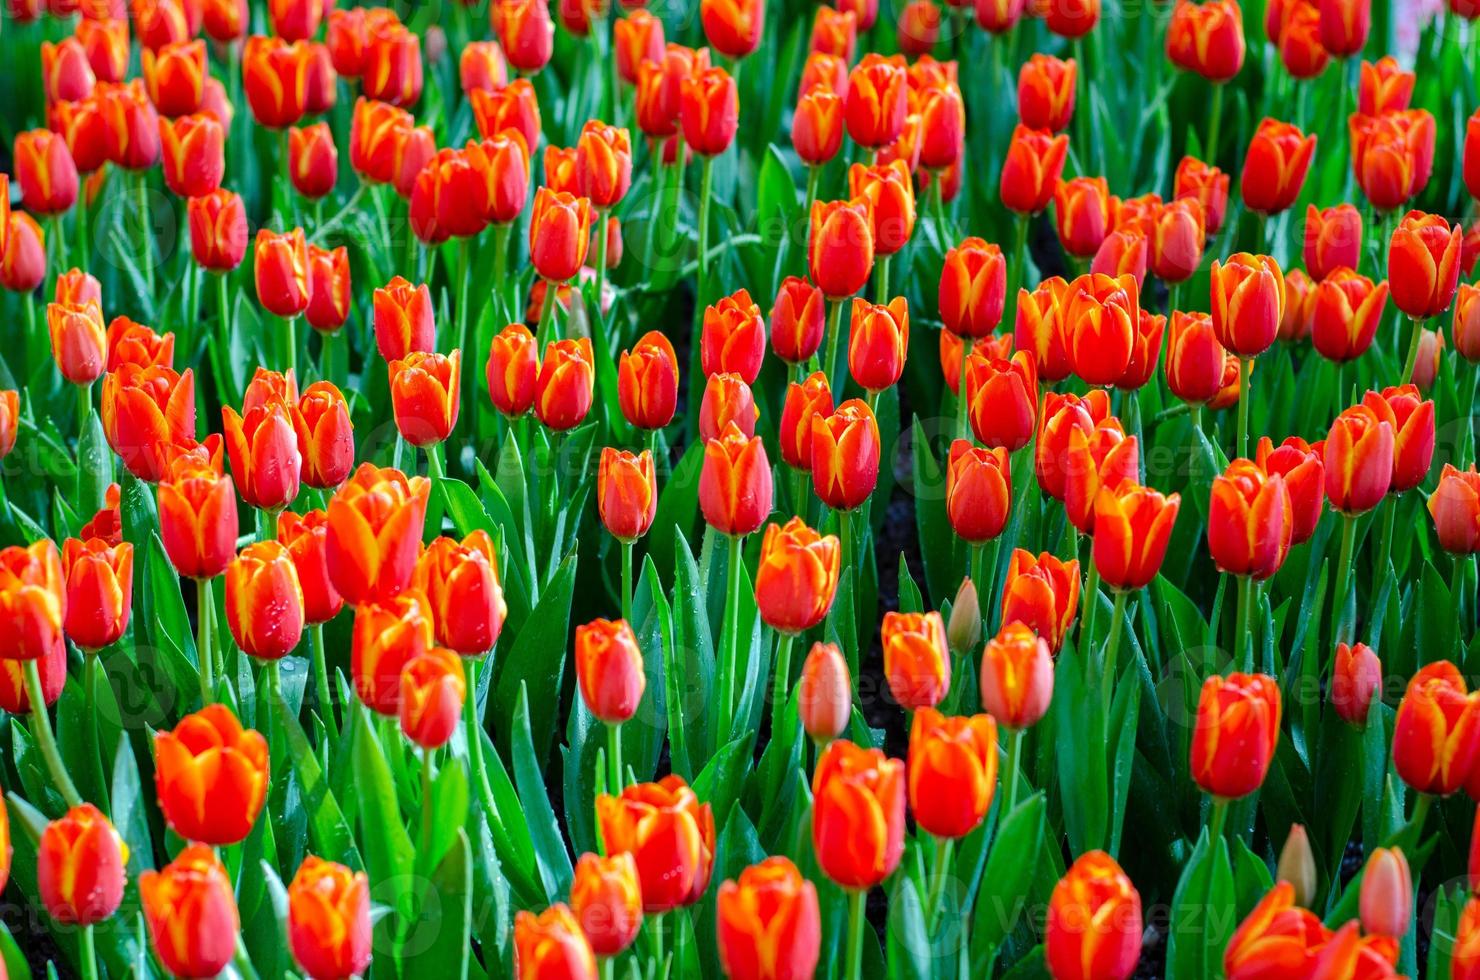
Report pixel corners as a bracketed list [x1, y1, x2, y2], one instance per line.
[1045, 852, 1142, 980]
[575, 618, 646, 725]
[700, 422, 773, 537]
[188, 188, 248, 272]
[1273, 824, 1317, 909]
[1395, 661, 1480, 796]
[769, 276, 826, 365]
[793, 87, 845, 166]
[155, 704, 269, 845]
[715, 858, 820, 980]
[529, 187, 593, 284]
[848, 159, 916, 257]
[412, 532, 507, 656]
[60, 537, 132, 652]
[847, 297, 909, 393]
[1208, 458, 1294, 580]
[1429, 465, 1480, 555]
[980, 621, 1053, 729]
[1303, 204, 1363, 283]
[844, 53, 908, 149]
[753, 518, 841, 635]
[1191, 671, 1282, 799]
[811, 399, 880, 512]
[48, 300, 107, 385]
[15, 129, 80, 215]
[1000, 125, 1068, 216]
[1389, 211, 1462, 321]
[398, 647, 465, 749]
[881, 610, 950, 710]
[494, 0, 555, 75]
[158, 444, 239, 580]
[945, 440, 1012, 543]
[1092, 481, 1181, 591]
[226, 541, 305, 661]
[908, 708, 998, 839]
[326, 464, 430, 605]
[1327, 641, 1383, 730]
[598, 449, 657, 543]
[611, 330, 677, 430]
[679, 66, 739, 157]
[42, 37, 96, 103]
[1053, 177, 1113, 258]
[487, 324, 540, 418]
[1323, 404, 1394, 514]
[288, 857, 371, 980]
[1, 212, 46, 294]
[1166, 0, 1246, 80]
[536, 337, 595, 431]
[598, 776, 716, 911]
[141, 845, 240, 979]
[939, 237, 1007, 338]
[811, 740, 905, 889]
[808, 199, 874, 300]
[372, 276, 435, 361]
[947, 578, 981, 654]
[1017, 53, 1076, 132]
[388, 349, 460, 447]
[287, 122, 338, 201]
[702, 289, 766, 382]
[1211, 252, 1285, 357]
[1359, 847, 1412, 939]
[254, 227, 311, 319]
[1240, 119, 1317, 215]
[798, 642, 851, 742]
[38, 804, 127, 925]
[352, 591, 435, 714]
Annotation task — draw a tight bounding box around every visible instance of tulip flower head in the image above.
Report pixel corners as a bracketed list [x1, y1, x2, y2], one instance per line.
[700, 422, 773, 537]
[413, 531, 507, 655]
[288, 857, 372, 980]
[980, 621, 1054, 728]
[908, 708, 998, 839]
[1045, 851, 1142, 980]
[811, 399, 880, 512]
[1191, 671, 1282, 799]
[140, 846, 240, 979]
[598, 776, 716, 912]
[38, 804, 127, 925]
[811, 739, 905, 890]
[60, 536, 132, 652]
[1394, 661, 1480, 796]
[575, 618, 646, 724]
[1240, 119, 1317, 214]
[1092, 480, 1181, 591]
[881, 610, 950, 710]
[155, 704, 269, 844]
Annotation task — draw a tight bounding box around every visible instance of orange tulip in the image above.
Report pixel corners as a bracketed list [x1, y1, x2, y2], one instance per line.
[243, 35, 309, 129]
[369, 276, 434, 362]
[226, 541, 305, 661]
[275, 510, 343, 626]
[1015, 276, 1072, 382]
[535, 337, 595, 431]
[810, 7, 857, 59]
[1174, 155, 1229, 234]
[938, 237, 1007, 337]
[598, 776, 716, 911]
[699, 372, 758, 443]
[96, 79, 162, 170]
[104, 364, 202, 485]
[1429, 465, 1480, 554]
[807, 199, 874, 301]
[575, 122, 631, 210]
[1000, 125, 1069, 216]
[1240, 119, 1316, 214]
[1190, 671, 1282, 799]
[597, 448, 657, 543]
[222, 394, 301, 513]
[398, 647, 465, 749]
[486, 324, 540, 418]
[793, 86, 845, 166]
[1207, 458, 1294, 580]
[76, 18, 129, 83]
[105, 317, 173, 372]
[1163, 311, 1226, 405]
[38, 804, 126, 925]
[632, 45, 707, 139]
[1035, 389, 1110, 500]
[14, 129, 80, 216]
[614, 10, 664, 84]
[1322, 404, 1393, 514]
[1061, 272, 1139, 385]
[844, 53, 908, 149]
[1363, 384, 1434, 493]
[409, 145, 493, 245]
[1302, 204, 1362, 283]
[141, 39, 205, 117]
[287, 857, 371, 980]
[700, 422, 773, 536]
[326, 463, 430, 605]
[811, 739, 905, 889]
[1052, 177, 1113, 258]
[514, 905, 597, 980]
[154, 704, 268, 845]
[574, 618, 646, 724]
[140, 845, 240, 979]
[188, 188, 248, 272]
[1256, 436, 1324, 545]
[716, 857, 820, 980]
[769, 276, 826, 365]
[1223, 881, 1328, 979]
[1389, 210, 1461, 320]
[157, 444, 238, 580]
[679, 66, 739, 157]
[254, 227, 311, 320]
[980, 621, 1053, 728]
[351, 590, 434, 714]
[529, 187, 593, 284]
[778, 371, 834, 471]
[1350, 110, 1433, 212]
[1, 212, 46, 293]
[702, 0, 763, 56]
[944, 440, 1012, 542]
[962, 350, 1036, 451]
[1329, 641, 1382, 730]
[1063, 422, 1139, 535]
[360, 20, 421, 107]
[42, 36, 95, 102]
[1149, 198, 1205, 283]
[1166, 0, 1246, 80]
[494, 0, 555, 74]
[1211, 252, 1285, 357]
[753, 518, 840, 635]
[284, 382, 351, 492]
[811, 399, 879, 511]
[387, 349, 460, 447]
[1394, 661, 1480, 796]
[409, 531, 506, 656]
[1092, 481, 1181, 591]
[881, 610, 950, 710]
[0, 389, 15, 461]
[999, 549, 1079, 654]
[848, 159, 915, 257]
[847, 297, 908, 392]
[907, 708, 997, 839]
[797, 641, 852, 741]
[0, 639, 65, 712]
[1043, 0, 1099, 35]
[60, 536, 131, 651]
[1017, 53, 1076, 132]
[701, 288, 766, 383]
[553, 856, 639, 969]
[1045, 851, 1142, 980]
[48, 300, 106, 385]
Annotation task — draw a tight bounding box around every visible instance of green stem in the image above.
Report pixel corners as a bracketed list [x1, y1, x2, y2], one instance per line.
[1400, 316, 1425, 386]
[930, 176, 948, 243]
[695, 156, 715, 313]
[1332, 513, 1359, 648]
[801, 166, 821, 248]
[76, 191, 89, 271]
[1412, 791, 1434, 832]
[310, 623, 337, 740]
[969, 542, 987, 628]
[1080, 560, 1101, 655]
[845, 889, 867, 980]
[1236, 355, 1253, 459]
[1376, 494, 1397, 580]
[1003, 728, 1025, 815]
[1209, 796, 1229, 840]
[76, 382, 92, 441]
[823, 299, 845, 393]
[427, 442, 446, 481]
[535, 278, 558, 350]
[621, 540, 634, 625]
[1006, 213, 1028, 326]
[607, 721, 623, 792]
[926, 835, 956, 930]
[1100, 589, 1127, 720]
[24, 658, 81, 806]
[265, 659, 283, 714]
[462, 656, 505, 826]
[456, 233, 472, 359]
[491, 222, 512, 323]
[771, 631, 796, 745]
[1234, 574, 1253, 672]
[419, 747, 435, 856]
[79, 924, 98, 980]
[592, 209, 609, 321]
[875, 254, 892, 304]
[197, 578, 215, 705]
[283, 316, 298, 379]
[957, 336, 971, 441]
[309, 182, 367, 243]
[136, 170, 154, 294]
[1206, 83, 1225, 165]
[718, 534, 745, 748]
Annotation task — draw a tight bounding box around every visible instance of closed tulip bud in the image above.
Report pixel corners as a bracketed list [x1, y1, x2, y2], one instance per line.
[1267, 826, 1319, 911]
[1351, 111, 1433, 212]
[409, 146, 491, 244]
[699, 374, 758, 442]
[289, 381, 353, 490]
[1277, 268, 1315, 343]
[793, 87, 845, 166]
[140, 845, 240, 979]
[632, 45, 706, 138]
[964, 351, 1037, 451]
[1256, 436, 1324, 544]
[478, 324, 539, 419]
[48, 300, 106, 384]
[1389, 211, 1461, 320]
[0, 540, 65, 664]
[455, 41, 507, 98]
[368, 276, 434, 362]
[1093, 481, 1181, 591]
[1241, 119, 1316, 214]
[397, 647, 464, 748]
[1017, 54, 1076, 132]
[574, 618, 645, 724]
[188, 188, 248, 272]
[1165, 311, 1227, 404]
[38, 804, 126, 925]
[598, 776, 715, 911]
[881, 610, 950, 710]
[158, 445, 238, 580]
[55, 267, 101, 306]
[702, 289, 766, 382]
[1000, 125, 1069, 215]
[1454, 285, 1480, 363]
[226, 541, 305, 661]
[1275, 0, 1329, 78]
[797, 641, 851, 742]
[1363, 384, 1434, 493]
[97, 80, 161, 170]
[204, 0, 249, 42]
[571, 852, 643, 958]
[938, 237, 1007, 337]
[714, 858, 820, 980]
[1046, 851, 1142, 980]
[288, 122, 337, 201]
[702, 0, 763, 57]
[536, 337, 595, 431]
[1224, 881, 1327, 979]
[613, 11, 664, 85]
[907, 708, 997, 839]
[409, 533, 505, 657]
[1211, 252, 1285, 357]
[60, 537, 131, 651]
[362, 22, 422, 107]
[159, 113, 224, 198]
[387, 349, 460, 446]
[1467, 110, 1480, 203]
[299, 245, 352, 335]
[1429, 465, 1480, 554]
[1328, 641, 1383, 727]
[1322, 407, 1390, 517]
[811, 400, 880, 511]
[1064, 424, 1140, 535]
[2, 212, 46, 293]
[1090, 228, 1148, 290]
[1394, 660, 1480, 795]
[1304, 204, 1363, 282]
[326, 463, 430, 605]
[847, 297, 909, 392]
[575, 121, 632, 211]
[254, 228, 311, 319]
[778, 372, 834, 471]
[1015, 277, 1072, 382]
[142, 39, 205, 117]
[980, 621, 1053, 729]
[42, 37, 96, 102]
[288, 857, 371, 980]
[277, 510, 344, 625]
[1318, 0, 1369, 55]
[768, 276, 825, 365]
[243, 36, 309, 129]
[1035, 389, 1110, 499]
[598, 449, 657, 543]
[348, 97, 410, 182]
[811, 740, 905, 889]
[1208, 459, 1294, 580]
[529, 187, 593, 283]
[1166, 0, 1246, 80]
[614, 330, 677, 429]
[222, 396, 301, 513]
[15, 129, 80, 216]
[351, 591, 434, 713]
[844, 53, 908, 149]
[1053, 177, 1112, 258]
[1149, 199, 1205, 283]
[1355, 56, 1412, 116]
[679, 66, 739, 156]
[1043, 0, 1100, 34]
[1358, 847, 1411, 939]
[754, 518, 841, 635]
[808, 199, 874, 301]
[700, 422, 773, 536]
[494, 0, 555, 74]
[945, 441, 1012, 542]
[848, 160, 915, 256]
[1174, 156, 1229, 235]
[268, 0, 322, 39]
[513, 905, 597, 980]
[1064, 273, 1138, 386]
[810, 7, 857, 59]
[918, 83, 965, 171]
[999, 549, 1078, 653]
[947, 579, 982, 655]
[544, 145, 579, 194]
[154, 704, 268, 844]
[0, 389, 15, 461]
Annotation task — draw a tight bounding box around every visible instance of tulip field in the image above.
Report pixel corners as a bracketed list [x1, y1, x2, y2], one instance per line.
[4, 0, 1480, 976]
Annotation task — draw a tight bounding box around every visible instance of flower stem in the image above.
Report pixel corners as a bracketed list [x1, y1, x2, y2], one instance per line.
[875, 254, 892, 304]
[1100, 589, 1127, 720]
[845, 888, 867, 980]
[621, 540, 634, 626]
[1234, 574, 1253, 672]
[1236, 355, 1253, 459]
[1331, 513, 1359, 648]
[197, 578, 216, 705]
[1206, 82, 1224, 165]
[491, 222, 512, 323]
[592, 209, 609, 320]
[717, 533, 745, 748]
[311, 623, 337, 741]
[607, 721, 623, 792]
[771, 631, 795, 744]
[136, 170, 154, 294]
[1080, 560, 1101, 655]
[1400, 315, 1425, 386]
[79, 924, 98, 980]
[536, 278, 558, 350]
[823, 299, 844, 392]
[26, 659, 83, 807]
[926, 835, 956, 930]
[463, 655, 505, 828]
[1209, 796, 1229, 840]
[1003, 727, 1025, 814]
[419, 747, 435, 857]
[957, 339, 971, 441]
